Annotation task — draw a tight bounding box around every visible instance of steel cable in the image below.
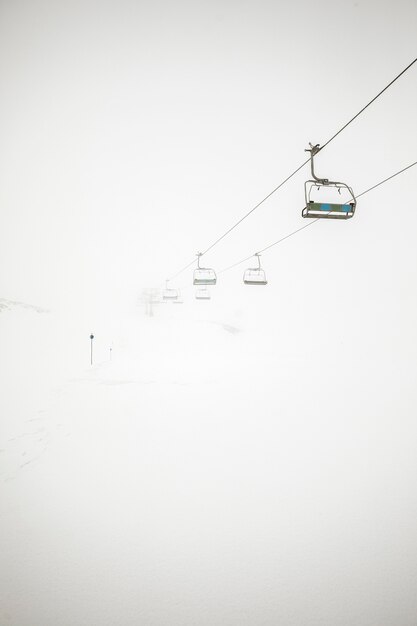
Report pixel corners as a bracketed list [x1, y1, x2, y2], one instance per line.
[167, 57, 417, 281]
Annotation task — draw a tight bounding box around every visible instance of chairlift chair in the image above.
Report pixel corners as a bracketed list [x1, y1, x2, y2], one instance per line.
[195, 286, 211, 300]
[193, 253, 217, 285]
[243, 253, 267, 285]
[302, 143, 356, 219]
[162, 280, 179, 301]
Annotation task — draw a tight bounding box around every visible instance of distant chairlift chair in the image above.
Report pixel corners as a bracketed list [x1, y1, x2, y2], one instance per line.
[193, 253, 217, 286]
[302, 143, 356, 219]
[243, 253, 267, 285]
[195, 286, 211, 300]
[162, 280, 179, 301]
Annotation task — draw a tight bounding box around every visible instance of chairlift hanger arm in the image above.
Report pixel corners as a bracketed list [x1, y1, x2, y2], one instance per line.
[305, 144, 356, 205]
[305, 143, 329, 185]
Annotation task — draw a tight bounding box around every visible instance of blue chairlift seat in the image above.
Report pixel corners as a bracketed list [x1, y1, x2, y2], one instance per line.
[303, 200, 355, 219]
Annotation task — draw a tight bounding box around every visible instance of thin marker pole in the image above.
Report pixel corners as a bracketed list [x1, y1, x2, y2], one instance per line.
[90, 334, 94, 365]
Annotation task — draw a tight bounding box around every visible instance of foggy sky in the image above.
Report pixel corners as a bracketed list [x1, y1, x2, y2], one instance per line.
[1, 0, 417, 624]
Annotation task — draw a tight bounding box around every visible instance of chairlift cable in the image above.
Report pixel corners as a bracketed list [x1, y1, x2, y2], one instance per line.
[219, 159, 417, 274]
[200, 158, 311, 256]
[219, 222, 317, 274]
[167, 57, 417, 281]
[354, 159, 417, 199]
[168, 158, 310, 280]
[319, 58, 417, 151]
[168, 258, 196, 282]
[205, 57, 417, 255]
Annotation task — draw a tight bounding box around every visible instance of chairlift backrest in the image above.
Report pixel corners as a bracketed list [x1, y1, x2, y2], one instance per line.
[302, 199, 355, 219]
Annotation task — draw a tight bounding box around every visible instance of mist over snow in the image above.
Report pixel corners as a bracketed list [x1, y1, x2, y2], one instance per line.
[2, 287, 417, 625]
[1, 0, 417, 624]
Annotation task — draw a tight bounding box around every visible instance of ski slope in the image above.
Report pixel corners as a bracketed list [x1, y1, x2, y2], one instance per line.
[1, 300, 417, 626]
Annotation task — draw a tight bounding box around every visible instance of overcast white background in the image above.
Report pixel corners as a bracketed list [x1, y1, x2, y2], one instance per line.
[1, 0, 417, 624]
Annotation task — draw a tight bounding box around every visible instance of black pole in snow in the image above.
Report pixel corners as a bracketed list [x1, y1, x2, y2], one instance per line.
[90, 334, 94, 365]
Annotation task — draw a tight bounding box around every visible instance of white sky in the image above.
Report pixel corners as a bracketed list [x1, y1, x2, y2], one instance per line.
[1, 0, 417, 624]
[1, 0, 416, 312]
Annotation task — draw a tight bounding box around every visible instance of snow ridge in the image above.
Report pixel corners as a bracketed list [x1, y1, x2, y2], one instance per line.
[0, 298, 49, 314]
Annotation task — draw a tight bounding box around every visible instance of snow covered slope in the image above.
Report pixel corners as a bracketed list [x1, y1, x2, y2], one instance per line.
[1, 298, 417, 625]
